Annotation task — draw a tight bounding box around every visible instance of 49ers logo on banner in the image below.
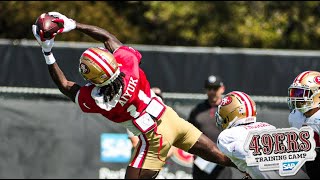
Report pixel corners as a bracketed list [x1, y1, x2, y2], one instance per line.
[244, 126, 317, 177]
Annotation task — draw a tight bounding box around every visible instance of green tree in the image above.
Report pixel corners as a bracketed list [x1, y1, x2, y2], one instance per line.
[0, 1, 140, 43]
[2, 1, 320, 49]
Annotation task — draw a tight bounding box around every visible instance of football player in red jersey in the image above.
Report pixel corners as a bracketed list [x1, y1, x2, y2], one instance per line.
[32, 12, 236, 179]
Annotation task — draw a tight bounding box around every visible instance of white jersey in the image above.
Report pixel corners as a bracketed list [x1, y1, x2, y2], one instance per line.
[288, 109, 306, 129]
[217, 122, 283, 179]
[288, 109, 320, 147]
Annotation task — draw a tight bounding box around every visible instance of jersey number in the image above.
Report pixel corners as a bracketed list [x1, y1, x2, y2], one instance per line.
[126, 90, 151, 118]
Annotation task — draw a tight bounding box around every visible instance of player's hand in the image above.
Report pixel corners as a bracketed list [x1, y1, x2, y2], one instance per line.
[48, 12, 76, 33]
[32, 24, 55, 53]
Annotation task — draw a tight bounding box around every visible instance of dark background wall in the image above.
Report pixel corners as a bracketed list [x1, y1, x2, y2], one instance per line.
[1, 42, 320, 96]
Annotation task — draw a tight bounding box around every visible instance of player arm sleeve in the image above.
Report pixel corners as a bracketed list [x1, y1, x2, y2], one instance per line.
[217, 131, 247, 160]
[217, 136, 235, 157]
[113, 46, 142, 64]
[232, 140, 248, 160]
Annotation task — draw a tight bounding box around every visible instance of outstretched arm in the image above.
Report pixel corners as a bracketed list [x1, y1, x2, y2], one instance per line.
[188, 133, 237, 168]
[75, 22, 123, 53]
[32, 24, 80, 102]
[48, 62, 81, 102]
[48, 12, 123, 52]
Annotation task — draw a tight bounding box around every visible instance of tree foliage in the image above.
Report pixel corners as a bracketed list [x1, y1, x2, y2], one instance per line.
[1, 1, 320, 49]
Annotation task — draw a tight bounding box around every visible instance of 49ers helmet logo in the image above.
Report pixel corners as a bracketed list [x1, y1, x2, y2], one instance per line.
[221, 96, 233, 106]
[314, 76, 320, 84]
[80, 63, 90, 74]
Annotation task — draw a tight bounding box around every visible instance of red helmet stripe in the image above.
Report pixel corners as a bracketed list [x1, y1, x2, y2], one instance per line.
[231, 91, 251, 117]
[82, 52, 111, 77]
[242, 92, 255, 116]
[294, 71, 310, 83]
[84, 49, 117, 76]
[85, 50, 114, 76]
[88, 49, 115, 72]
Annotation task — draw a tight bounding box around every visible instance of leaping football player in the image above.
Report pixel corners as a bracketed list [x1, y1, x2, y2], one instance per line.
[32, 12, 236, 179]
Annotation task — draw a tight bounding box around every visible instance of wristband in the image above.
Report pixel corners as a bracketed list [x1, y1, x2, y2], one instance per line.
[43, 52, 56, 65]
[43, 51, 51, 56]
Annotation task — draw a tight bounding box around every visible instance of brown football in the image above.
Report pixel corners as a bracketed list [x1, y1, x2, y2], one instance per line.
[35, 13, 62, 40]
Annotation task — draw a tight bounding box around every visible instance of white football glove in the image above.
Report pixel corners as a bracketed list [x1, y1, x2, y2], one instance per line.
[48, 11, 76, 33]
[32, 24, 56, 65]
[32, 24, 55, 53]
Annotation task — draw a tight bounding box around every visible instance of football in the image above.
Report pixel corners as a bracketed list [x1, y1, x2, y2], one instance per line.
[35, 13, 63, 40]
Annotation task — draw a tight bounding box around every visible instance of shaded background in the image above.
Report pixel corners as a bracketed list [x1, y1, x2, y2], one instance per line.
[1, 42, 320, 96]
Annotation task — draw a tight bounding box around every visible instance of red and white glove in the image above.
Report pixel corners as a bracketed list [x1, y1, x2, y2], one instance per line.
[32, 24, 55, 53]
[32, 24, 56, 65]
[48, 12, 76, 33]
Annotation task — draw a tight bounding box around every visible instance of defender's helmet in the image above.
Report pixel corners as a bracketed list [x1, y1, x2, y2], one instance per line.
[79, 47, 120, 87]
[288, 71, 320, 113]
[215, 91, 257, 130]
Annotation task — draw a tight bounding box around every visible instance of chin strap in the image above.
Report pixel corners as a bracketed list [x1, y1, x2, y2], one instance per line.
[228, 117, 257, 129]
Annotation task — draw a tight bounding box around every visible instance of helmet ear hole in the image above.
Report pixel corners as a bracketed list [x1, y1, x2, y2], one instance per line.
[224, 116, 229, 124]
[223, 119, 227, 125]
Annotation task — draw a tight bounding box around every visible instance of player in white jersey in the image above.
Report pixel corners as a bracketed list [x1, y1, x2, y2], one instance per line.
[215, 91, 306, 179]
[288, 71, 320, 179]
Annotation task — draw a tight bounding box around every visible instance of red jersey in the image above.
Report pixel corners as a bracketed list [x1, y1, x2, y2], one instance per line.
[76, 46, 153, 123]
